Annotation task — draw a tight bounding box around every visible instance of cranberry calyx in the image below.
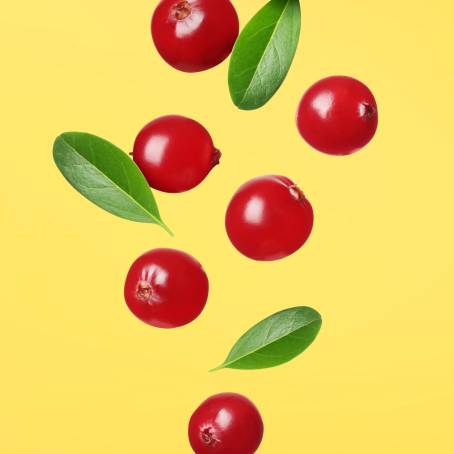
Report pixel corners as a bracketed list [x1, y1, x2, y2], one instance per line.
[136, 281, 153, 302]
[173, 1, 192, 20]
[201, 427, 218, 446]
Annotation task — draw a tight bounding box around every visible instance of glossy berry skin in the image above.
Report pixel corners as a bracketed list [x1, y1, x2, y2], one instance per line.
[296, 75, 378, 155]
[133, 115, 220, 193]
[151, 0, 239, 72]
[124, 248, 209, 328]
[225, 175, 314, 261]
[189, 393, 264, 454]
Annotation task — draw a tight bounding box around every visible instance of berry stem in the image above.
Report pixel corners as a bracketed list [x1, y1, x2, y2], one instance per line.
[212, 148, 222, 167]
[288, 184, 305, 201]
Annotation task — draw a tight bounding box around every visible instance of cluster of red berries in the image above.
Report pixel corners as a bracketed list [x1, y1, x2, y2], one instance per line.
[123, 1, 378, 453]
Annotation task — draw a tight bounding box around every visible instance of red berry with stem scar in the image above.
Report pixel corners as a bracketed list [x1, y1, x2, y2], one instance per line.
[188, 392, 264, 454]
[151, 0, 239, 72]
[124, 248, 209, 328]
[296, 75, 378, 155]
[133, 115, 220, 193]
[225, 175, 314, 261]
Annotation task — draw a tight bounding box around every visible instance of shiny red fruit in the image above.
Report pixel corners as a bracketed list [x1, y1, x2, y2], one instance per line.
[151, 0, 239, 72]
[296, 75, 378, 155]
[133, 115, 220, 193]
[124, 248, 209, 328]
[189, 392, 264, 454]
[225, 175, 314, 261]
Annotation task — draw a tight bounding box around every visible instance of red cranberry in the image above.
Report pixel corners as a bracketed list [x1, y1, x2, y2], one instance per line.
[151, 0, 239, 72]
[296, 75, 378, 155]
[124, 248, 208, 328]
[189, 392, 264, 454]
[132, 115, 220, 193]
[225, 175, 314, 261]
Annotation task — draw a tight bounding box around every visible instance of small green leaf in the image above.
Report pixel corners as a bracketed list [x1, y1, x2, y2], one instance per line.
[53, 132, 172, 234]
[228, 0, 301, 110]
[212, 306, 321, 371]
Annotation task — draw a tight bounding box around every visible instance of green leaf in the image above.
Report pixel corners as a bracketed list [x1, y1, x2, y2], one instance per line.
[53, 132, 172, 234]
[212, 306, 321, 371]
[228, 0, 301, 110]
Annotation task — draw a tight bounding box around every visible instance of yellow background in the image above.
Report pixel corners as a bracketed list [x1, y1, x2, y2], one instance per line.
[1, 1, 453, 452]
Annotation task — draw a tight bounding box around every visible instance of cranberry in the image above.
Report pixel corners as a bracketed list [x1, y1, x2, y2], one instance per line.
[296, 75, 378, 155]
[151, 0, 239, 72]
[225, 175, 314, 261]
[124, 248, 208, 328]
[132, 115, 220, 193]
[189, 392, 264, 454]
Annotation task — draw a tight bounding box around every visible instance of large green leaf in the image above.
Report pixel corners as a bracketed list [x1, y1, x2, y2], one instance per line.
[212, 306, 321, 371]
[228, 0, 301, 110]
[53, 132, 172, 234]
